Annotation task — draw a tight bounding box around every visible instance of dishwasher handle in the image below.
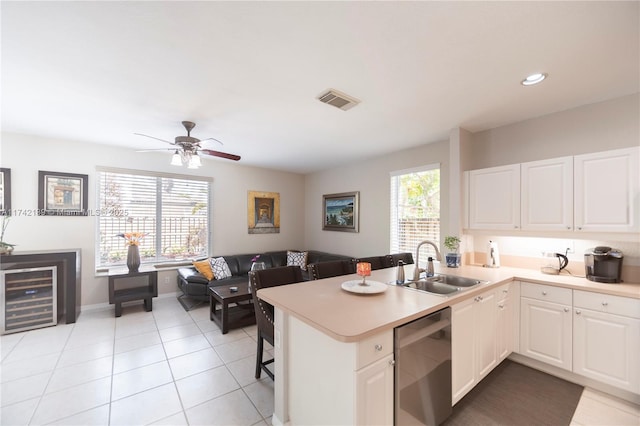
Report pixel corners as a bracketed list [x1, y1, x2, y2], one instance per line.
[397, 317, 451, 349]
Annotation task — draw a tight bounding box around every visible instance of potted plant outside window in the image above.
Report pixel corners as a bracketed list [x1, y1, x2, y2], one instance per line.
[444, 236, 461, 268]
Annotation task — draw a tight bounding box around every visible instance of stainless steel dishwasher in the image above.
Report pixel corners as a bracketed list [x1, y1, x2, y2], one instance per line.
[394, 307, 452, 425]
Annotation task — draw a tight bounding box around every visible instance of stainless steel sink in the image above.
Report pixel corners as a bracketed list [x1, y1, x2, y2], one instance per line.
[398, 274, 486, 296]
[402, 280, 460, 295]
[428, 274, 484, 288]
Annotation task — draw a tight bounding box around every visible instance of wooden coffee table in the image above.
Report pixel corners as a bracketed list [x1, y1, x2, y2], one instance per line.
[208, 282, 256, 334]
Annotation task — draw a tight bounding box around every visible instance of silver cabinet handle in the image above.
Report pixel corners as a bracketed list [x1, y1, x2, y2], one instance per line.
[498, 304, 504, 309]
[503, 289, 508, 293]
[375, 344, 383, 351]
[602, 302, 608, 306]
[478, 296, 483, 301]
[389, 359, 396, 366]
[542, 291, 547, 296]
[567, 226, 571, 230]
[577, 227, 582, 230]
[576, 310, 581, 315]
[564, 308, 569, 313]
[514, 225, 519, 229]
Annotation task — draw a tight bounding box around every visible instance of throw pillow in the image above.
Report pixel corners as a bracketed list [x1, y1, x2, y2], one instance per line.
[287, 250, 308, 271]
[192, 258, 214, 280]
[210, 257, 232, 280]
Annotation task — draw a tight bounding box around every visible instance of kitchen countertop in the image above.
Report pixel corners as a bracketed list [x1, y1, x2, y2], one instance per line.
[257, 264, 640, 343]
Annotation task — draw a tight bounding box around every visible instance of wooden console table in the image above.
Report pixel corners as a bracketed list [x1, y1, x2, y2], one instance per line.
[108, 269, 158, 317]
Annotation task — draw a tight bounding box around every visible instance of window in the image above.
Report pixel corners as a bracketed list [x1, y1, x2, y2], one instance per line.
[390, 165, 440, 267]
[96, 168, 212, 269]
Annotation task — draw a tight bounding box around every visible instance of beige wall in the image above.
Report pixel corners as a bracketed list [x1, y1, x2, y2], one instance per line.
[304, 140, 450, 258]
[0, 132, 305, 305]
[466, 93, 639, 170]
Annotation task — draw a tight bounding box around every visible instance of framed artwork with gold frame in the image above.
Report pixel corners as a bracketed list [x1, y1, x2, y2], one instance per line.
[247, 190, 280, 234]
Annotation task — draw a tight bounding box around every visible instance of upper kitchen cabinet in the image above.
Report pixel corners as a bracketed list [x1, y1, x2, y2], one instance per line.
[574, 147, 639, 233]
[521, 156, 573, 231]
[468, 164, 521, 230]
[466, 147, 639, 234]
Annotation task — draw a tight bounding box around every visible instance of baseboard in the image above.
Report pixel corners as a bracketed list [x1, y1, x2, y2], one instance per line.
[508, 353, 640, 405]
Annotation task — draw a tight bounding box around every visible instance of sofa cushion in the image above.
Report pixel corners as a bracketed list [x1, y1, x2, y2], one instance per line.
[192, 258, 214, 280]
[210, 257, 232, 280]
[287, 250, 308, 271]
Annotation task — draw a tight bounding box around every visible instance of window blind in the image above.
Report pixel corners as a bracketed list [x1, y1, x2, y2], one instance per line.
[96, 169, 211, 268]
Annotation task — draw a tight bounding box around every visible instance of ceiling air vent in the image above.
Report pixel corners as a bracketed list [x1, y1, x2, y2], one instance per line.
[317, 89, 360, 111]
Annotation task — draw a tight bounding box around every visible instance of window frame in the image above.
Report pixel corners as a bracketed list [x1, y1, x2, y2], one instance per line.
[390, 163, 441, 268]
[95, 167, 213, 270]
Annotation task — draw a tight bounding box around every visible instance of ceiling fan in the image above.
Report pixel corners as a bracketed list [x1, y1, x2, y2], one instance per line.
[135, 121, 241, 168]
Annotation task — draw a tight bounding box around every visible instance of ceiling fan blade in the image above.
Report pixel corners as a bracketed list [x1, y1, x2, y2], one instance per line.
[135, 148, 175, 153]
[134, 133, 174, 145]
[200, 149, 241, 161]
[199, 137, 224, 146]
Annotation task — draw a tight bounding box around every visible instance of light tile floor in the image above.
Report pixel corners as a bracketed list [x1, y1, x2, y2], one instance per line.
[1, 295, 639, 425]
[1, 296, 273, 425]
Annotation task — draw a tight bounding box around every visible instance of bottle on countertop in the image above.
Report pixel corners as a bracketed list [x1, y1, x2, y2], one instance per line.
[396, 260, 405, 284]
[426, 257, 435, 277]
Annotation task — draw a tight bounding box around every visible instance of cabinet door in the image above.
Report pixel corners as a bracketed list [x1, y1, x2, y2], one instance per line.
[452, 297, 476, 404]
[520, 297, 572, 371]
[574, 147, 639, 232]
[476, 291, 498, 380]
[356, 354, 394, 426]
[574, 308, 640, 394]
[496, 290, 512, 362]
[521, 156, 573, 231]
[469, 164, 521, 230]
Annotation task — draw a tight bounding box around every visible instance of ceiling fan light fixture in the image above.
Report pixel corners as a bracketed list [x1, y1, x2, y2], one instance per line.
[188, 153, 201, 169]
[171, 151, 182, 166]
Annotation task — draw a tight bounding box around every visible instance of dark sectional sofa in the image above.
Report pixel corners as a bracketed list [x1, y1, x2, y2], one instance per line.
[177, 250, 355, 309]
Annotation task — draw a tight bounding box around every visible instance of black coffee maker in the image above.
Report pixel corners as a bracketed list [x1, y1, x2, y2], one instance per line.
[584, 246, 623, 283]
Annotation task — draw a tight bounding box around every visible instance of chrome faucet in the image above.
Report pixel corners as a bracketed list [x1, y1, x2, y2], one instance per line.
[413, 240, 442, 281]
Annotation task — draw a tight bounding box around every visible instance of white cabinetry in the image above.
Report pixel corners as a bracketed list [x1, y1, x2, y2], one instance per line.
[521, 156, 573, 231]
[452, 285, 509, 404]
[469, 164, 521, 230]
[466, 147, 639, 233]
[573, 290, 640, 394]
[520, 282, 572, 371]
[496, 282, 518, 362]
[574, 147, 639, 232]
[288, 316, 394, 425]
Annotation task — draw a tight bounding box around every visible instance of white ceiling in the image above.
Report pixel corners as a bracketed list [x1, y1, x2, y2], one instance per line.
[2, 1, 638, 174]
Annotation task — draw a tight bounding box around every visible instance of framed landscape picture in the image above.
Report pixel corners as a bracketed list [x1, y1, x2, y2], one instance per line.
[38, 171, 88, 216]
[322, 191, 359, 232]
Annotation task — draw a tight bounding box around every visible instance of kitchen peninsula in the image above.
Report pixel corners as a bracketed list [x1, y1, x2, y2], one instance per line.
[258, 264, 640, 426]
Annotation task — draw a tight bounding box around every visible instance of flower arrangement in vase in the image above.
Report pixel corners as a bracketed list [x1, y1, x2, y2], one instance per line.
[117, 232, 148, 272]
[444, 236, 462, 268]
[0, 216, 15, 254]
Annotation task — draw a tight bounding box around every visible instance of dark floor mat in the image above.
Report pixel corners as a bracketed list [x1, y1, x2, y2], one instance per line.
[443, 360, 583, 426]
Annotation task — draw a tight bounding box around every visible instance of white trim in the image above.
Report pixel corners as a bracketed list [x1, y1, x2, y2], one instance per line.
[96, 166, 213, 182]
[389, 163, 440, 177]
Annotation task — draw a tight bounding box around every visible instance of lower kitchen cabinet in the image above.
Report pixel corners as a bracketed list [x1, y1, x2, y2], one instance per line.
[520, 282, 572, 371]
[356, 354, 395, 425]
[573, 290, 640, 394]
[287, 315, 394, 425]
[452, 285, 506, 404]
[496, 282, 517, 362]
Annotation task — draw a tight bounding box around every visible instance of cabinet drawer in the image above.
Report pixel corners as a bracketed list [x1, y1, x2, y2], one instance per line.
[521, 282, 572, 305]
[496, 283, 511, 302]
[574, 290, 640, 319]
[356, 331, 393, 370]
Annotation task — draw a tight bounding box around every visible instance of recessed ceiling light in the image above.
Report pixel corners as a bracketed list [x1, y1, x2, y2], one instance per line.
[521, 73, 547, 86]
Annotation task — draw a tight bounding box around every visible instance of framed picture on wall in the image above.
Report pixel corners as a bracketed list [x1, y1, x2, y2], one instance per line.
[247, 190, 280, 234]
[38, 171, 88, 216]
[322, 191, 359, 232]
[0, 168, 10, 216]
